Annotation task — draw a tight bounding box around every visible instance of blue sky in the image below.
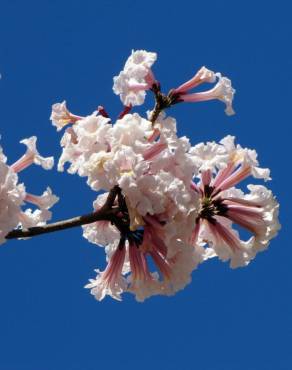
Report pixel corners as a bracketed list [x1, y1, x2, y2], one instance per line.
[0, 1, 291, 369]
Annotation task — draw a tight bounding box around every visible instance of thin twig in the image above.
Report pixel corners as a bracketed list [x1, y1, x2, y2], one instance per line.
[149, 83, 180, 125]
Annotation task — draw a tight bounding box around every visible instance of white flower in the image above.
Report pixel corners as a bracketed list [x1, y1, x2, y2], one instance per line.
[213, 74, 236, 116]
[50, 101, 80, 131]
[111, 113, 153, 149]
[189, 140, 229, 172]
[124, 50, 157, 70]
[220, 135, 271, 180]
[82, 193, 120, 246]
[243, 185, 281, 250]
[82, 151, 114, 191]
[163, 240, 202, 296]
[113, 50, 157, 106]
[57, 114, 111, 175]
[73, 114, 111, 153]
[19, 208, 52, 229]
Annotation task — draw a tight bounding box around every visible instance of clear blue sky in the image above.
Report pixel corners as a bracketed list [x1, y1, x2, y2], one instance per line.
[0, 1, 290, 369]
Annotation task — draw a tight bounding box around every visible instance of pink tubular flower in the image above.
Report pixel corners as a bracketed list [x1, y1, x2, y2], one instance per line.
[173, 67, 235, 115]
[181, 74, 235, 115]
[173, 66, 216, 94]
[142, 142, 167, 161]
[11, 136, 54, 173]
[85, 238, 127, 301]
[126, 226, 163, 301]
[126, 215, 201, 301]
[85, 218, 169, 302]
[25, 187, 59, 210]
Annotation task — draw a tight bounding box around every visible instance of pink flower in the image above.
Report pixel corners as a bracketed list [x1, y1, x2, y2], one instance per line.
[172, 67, 235, 115]
[85, 238, 127, 301]
[11, 136, 54, 173]
[25, 187, 59, 210]
[173, 66, 216, 94]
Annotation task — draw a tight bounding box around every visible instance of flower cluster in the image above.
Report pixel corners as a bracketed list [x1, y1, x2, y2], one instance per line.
[49, 50, 280, 302]
[0, 137, 58, 244]
[0, 49, 279, 302]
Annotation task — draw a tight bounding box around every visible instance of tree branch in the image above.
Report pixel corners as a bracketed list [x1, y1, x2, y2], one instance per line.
[5, 186, 122, 240]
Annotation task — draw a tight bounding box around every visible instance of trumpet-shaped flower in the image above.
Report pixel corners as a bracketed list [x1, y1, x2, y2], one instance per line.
[11, 136, 54, 172]
[50, 101, 83, 131]
[173, 67, 235, 115]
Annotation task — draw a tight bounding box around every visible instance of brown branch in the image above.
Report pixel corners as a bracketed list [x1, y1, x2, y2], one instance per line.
[149, 83, 164, 125]
[149, 83, 180, 125]
[149, 102, 162, 125]
[5, 186, 122, 240]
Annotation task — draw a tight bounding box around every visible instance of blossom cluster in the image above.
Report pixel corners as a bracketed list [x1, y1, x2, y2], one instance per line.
[0, 50, 280, 302]
[49, 50, 280, 302]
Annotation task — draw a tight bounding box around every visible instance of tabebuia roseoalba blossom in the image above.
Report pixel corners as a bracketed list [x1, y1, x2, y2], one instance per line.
[2, 50, 280, 302]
